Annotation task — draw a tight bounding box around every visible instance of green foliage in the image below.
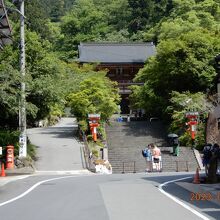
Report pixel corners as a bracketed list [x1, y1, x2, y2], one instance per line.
[27, 143, 37, 161]
[0, 47, 20, 127]
[25, 35, 66, 121]
[128, 0, 154, 32]
[167, 91, 212, 147]
[25, 0, 50, 38]
[58, 0, 110, 58]
[50, 103, 64, 118]
[79, 120, 88, 132]
[194, 122, 206, 150]
[2, 0, 220, 153]
[145, 0, 220, 43]
[91, 148, 99, 158]
[88, 141, 102, 158]
[178, 131, 192, 147]
[37, 0, 76, 21]
[86, 135, 93, 141]
[48, 103, 64, 125]
[0, 30, 68, 126]
[67, 74, 120, 121]
[48, 0, 65, 22]
[0, 130, 36, 160]
[0, 130, 20, 148]
[97, 123, 106, 140]
[58, 0, 140, 59]
[132, 28, 220, 119]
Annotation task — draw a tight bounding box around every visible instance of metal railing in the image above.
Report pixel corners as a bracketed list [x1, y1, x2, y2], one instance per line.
[122, 161, 136, 174]
[176, 161, 189, 172]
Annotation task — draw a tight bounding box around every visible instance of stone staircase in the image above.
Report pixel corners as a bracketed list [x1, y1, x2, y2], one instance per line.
[159, 147, 199, 172]
[106, 118, 199, 173]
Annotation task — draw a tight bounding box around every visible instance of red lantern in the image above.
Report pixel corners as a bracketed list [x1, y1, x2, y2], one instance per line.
[88, 114, 100, 141]
[187, 120, 197, 140]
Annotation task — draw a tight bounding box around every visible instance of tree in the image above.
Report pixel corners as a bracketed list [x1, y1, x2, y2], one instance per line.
[127, 0, 172, 33]
[21, 0, 54, 41]
[0, 28, 67, 127]
[6, 0, 61, 43]
[60, 0, 110, 41]
[23, 31, 67, 122]
[0, 57, 20, 128]
[167, 91, 212, 148]
[49, 0, 65, 22]
[67, 75, 120, 122]
[144, 0, 220, 43]
[58, 0, 132, 59]
[103, 0, 131, 31]
[38, 0, 74, 19]
[132, 29, 220, 119]
[127, 0, 154, 32]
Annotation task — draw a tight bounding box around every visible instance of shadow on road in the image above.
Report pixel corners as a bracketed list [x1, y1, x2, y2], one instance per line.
[37, 126, 78, 139]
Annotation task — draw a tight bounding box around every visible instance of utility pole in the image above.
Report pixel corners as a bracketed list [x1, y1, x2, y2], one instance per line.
[18, 0, 27, 157]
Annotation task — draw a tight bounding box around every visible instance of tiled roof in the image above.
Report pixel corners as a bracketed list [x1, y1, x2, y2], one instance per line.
[0, 0, 12, 49]
[78, 42, 156, 64]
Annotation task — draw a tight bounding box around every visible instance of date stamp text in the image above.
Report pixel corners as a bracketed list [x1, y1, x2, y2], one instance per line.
[190, 192, 220, 201]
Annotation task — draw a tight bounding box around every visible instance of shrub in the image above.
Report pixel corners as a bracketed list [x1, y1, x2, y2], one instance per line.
[0, 130, 20, 157]
[79, 120, 88, 132]
[92, 149, 99, 158]
[0, 130, 36, 162]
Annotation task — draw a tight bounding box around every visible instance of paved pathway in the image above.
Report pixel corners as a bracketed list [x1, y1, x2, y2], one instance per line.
[27, 117, 85, 172]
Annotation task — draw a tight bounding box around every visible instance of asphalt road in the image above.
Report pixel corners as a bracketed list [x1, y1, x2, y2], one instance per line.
[27, 117, 85, 172]
[1, 117, 219, 220]
[0, 173, 218, 220]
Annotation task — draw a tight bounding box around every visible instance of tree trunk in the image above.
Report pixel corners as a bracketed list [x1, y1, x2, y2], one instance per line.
[207, 155, 218, 183]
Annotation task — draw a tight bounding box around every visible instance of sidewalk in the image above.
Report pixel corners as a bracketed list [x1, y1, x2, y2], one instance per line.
[0, 166, 34, 187]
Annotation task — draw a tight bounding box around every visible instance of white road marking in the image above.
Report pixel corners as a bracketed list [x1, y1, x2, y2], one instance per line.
[159, 177, 210, 220]
[0, 175, 30, 188]
[0, 175, 81, 207]
[34, 170, 92, 175]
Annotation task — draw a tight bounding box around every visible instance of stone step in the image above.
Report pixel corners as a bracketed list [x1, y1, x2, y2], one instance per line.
[106, 119, 199, 174]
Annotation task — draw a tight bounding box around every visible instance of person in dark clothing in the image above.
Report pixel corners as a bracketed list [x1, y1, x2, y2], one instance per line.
[138, 110, 142, 118]
[202, 143, 212, 175]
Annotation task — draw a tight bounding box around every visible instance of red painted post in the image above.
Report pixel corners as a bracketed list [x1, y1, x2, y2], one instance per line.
[6, 145, 14, 169]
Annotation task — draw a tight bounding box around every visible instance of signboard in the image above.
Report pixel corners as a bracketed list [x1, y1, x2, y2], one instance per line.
[0, 147, 2, 155]
[88, 114, 100, 119]
[19, 135, 27, 157]
[185, 111, 199, 117]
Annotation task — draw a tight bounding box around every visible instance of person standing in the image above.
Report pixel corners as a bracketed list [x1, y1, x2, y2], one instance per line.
[138, 110, 142, 119]
[127, 115, 130, 122]
[145, 144, 152, 172]
[202, 143, 212, 176]
[134, 111, 138, 120]
[152, 144, 161, 172]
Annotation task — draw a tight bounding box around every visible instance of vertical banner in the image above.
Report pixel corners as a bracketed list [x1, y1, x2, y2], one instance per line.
[19, 134, 27, 157]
